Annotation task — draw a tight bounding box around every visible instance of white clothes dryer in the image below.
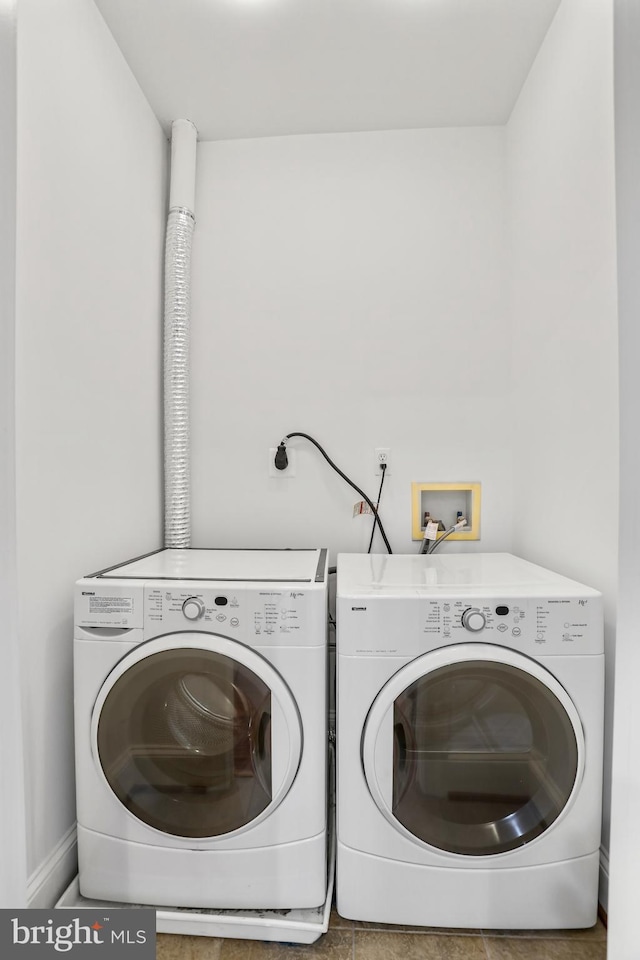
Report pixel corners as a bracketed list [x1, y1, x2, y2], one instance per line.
[336, 553, 604, 930]
[74, 548, 328, 910]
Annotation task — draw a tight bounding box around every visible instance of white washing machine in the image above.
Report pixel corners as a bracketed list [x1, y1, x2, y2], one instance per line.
[74, 547, 328, 910]
[336, 552, 604, 929]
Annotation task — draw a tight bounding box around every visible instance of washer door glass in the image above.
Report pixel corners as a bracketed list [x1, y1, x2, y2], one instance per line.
[95, 640, 301, 838]
[362, 645, 583, 856]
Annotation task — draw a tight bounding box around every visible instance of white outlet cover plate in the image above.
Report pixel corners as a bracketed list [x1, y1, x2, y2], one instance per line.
[374, 447, 391, 476]
[269, 448, 297, 478]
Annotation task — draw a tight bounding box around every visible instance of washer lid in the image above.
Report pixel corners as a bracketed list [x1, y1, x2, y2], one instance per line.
[90, 547, 328, 583]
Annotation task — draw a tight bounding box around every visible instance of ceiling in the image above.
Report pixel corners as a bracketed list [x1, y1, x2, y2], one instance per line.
[94, 0, 562, 142]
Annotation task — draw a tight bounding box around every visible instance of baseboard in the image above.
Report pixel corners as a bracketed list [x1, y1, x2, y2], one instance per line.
[598, 844, 609, 919]
[27, 824, 78, 909]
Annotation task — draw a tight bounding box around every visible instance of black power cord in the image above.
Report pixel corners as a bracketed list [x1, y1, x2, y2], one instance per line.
[367, 463, 387, 554]
[275, 432, 393, 554]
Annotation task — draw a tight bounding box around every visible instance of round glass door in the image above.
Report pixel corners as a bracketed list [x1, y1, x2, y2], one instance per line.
[363, 645, 583, 856]
[93, 637, 301, 838]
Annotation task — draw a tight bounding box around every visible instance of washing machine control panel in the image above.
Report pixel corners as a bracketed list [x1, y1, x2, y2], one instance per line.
[143, 585, 326, 647]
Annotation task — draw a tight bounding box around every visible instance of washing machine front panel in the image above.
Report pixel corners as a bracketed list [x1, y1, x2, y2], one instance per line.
[362, 643, 585, 858]
[91, 634, 302, 843]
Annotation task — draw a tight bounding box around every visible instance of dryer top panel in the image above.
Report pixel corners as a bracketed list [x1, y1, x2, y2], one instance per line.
[89, 548, 328, 584]
[337, 552, 600, 599]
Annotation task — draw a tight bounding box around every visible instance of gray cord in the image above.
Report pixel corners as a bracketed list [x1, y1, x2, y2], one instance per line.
[427, 525, 459, 554]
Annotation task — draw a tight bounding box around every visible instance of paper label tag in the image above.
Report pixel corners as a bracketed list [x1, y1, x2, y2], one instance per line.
[353, 500, 375, 517]
[424, 521, 439, 540]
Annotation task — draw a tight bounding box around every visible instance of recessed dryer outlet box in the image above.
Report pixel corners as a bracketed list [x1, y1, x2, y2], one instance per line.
[411, 482, 481, 541]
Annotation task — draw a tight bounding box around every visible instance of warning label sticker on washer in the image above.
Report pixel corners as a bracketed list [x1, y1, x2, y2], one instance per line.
[88, 596, 133, 615]
[75, 583, 144, 628]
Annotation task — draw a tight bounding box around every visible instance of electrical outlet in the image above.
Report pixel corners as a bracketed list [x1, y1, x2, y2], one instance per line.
[268, 448, 296, 478]
[374, 448, 391, 476]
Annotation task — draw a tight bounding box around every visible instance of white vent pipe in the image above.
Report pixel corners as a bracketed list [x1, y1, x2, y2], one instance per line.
[164, 119, 198, 548]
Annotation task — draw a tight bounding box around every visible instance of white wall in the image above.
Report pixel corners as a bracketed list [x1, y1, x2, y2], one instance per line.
[16, 0, 167, 903]
[608, 2, 640, 954]
[506, 0, 618, 908]
[0, 0, 28, 908]
[10, 0, 619, 920]
[190, 128, 513, 560]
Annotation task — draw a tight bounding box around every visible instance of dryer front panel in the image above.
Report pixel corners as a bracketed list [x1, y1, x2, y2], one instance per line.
[362, 644, 584, 858]
[91, 634, 302, 840]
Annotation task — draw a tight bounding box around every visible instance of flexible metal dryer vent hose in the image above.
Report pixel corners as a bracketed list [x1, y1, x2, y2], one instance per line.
[163, 119, 197, 548]
[163, 206, 194, 547]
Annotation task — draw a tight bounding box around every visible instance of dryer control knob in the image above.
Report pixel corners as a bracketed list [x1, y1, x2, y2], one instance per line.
[462, 608, 486, 632]
[182, 597, 205, 621]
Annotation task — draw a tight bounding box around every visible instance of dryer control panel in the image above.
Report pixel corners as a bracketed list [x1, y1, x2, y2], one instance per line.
[337, 594, 603, 657]
[429, 597, 602, 653]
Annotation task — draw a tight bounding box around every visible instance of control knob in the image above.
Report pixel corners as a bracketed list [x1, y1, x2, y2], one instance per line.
[182, 597, 205, 621]
[461, 608, 486, 632]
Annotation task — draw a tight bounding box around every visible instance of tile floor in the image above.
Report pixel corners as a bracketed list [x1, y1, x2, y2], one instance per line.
[156, 908, 607, 959]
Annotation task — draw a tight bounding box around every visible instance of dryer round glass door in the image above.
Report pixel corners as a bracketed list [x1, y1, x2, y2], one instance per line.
[362, 644, 584, 856]
[92, 635, 302, 838]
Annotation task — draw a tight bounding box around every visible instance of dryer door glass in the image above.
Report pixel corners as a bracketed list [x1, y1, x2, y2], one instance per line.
[391, 661, 579, 855]
[97, 648, 276, 838]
